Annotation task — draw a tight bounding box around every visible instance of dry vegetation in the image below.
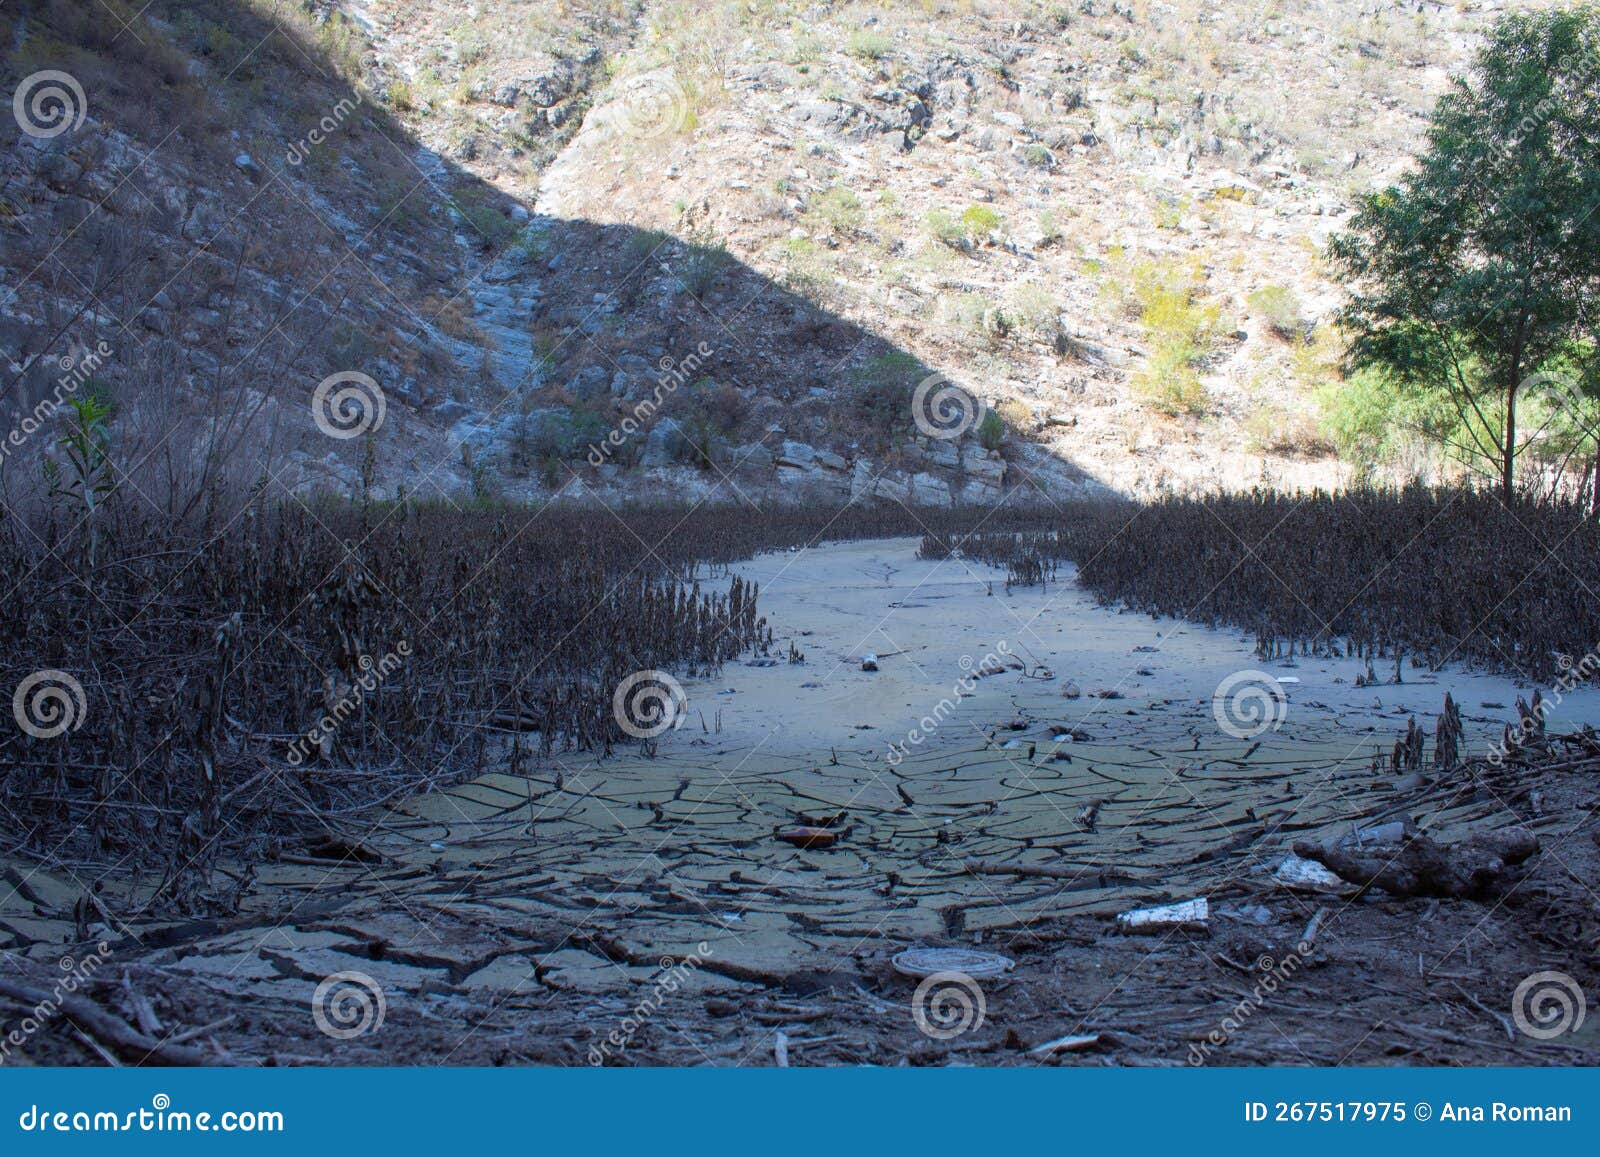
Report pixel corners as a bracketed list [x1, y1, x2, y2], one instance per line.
[929, 488, 1600, 684]
[0, 489, 1071, 894]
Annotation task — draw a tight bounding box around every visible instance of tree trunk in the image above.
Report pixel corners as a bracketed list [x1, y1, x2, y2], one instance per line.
[1502, 379, 1518, 502]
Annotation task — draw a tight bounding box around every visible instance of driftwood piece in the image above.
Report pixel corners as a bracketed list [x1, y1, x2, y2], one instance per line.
[0, 978, 212, 1066]
[1292, 829, 1539, 899]
[776, 826, 840, 849]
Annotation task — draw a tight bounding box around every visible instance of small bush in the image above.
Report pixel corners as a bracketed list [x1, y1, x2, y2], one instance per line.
[1104, 257, 1224, 416]
[961, 204, 1001, 237]
[1009, 285, 1059, 337]
[995, 398, 1033, 430]
[451, 191, 518, 250]
[678, 232, 731, 298]
[385, 78, 416, 111]
[808, 186, 864, 233]
[1244, 406, 1335, 457]
[926, 204, 1003, 250]
[625, 229, 673, 266]
[938, 292, 990, 336]
[976, 409, 1006, 451]
[1152, 194, 1187, 230]
[1038, 204, 1071, 246]
[1131, 342, 1210, 416]
[925, 209, 966, 248]
[689, 379, 747, 437]
[848, 30, 893, 60]
[851, 351, 921, 446]
[1247, 285, 1304, 340]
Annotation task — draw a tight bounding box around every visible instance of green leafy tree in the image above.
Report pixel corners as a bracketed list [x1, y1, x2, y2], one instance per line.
[1329, 9, 1600, 501]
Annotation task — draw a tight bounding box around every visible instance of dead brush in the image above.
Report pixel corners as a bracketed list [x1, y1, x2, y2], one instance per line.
[0, 490, 1075, 898]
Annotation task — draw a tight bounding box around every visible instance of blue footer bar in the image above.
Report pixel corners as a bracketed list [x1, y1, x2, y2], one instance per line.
[2, 1068, 1593, 1153]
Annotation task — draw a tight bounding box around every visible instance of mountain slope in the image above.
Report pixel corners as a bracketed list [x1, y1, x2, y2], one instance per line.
[0, 0, 1522, 508]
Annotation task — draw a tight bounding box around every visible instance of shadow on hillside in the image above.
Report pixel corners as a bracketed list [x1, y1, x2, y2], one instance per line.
[0, 0, 1110, 516]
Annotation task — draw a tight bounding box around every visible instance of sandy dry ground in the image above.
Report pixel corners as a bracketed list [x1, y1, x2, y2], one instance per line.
[2, 539, 1598, 1066]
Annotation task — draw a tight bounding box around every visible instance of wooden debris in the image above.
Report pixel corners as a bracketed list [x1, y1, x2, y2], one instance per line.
[0, 978, 212, 1066]
[776, 826, 839, 849]
[1292, 828, 1539, 899]
[1300, 906, 1330, 950]
[1344, 819, 1417, 846]
[962, 857, 1142, 885]
[1272, 854, 1347, 893]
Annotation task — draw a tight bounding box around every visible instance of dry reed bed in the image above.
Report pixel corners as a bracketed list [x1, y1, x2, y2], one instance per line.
[0, 497, 1050, 894]
[930, 488, 1600, 683]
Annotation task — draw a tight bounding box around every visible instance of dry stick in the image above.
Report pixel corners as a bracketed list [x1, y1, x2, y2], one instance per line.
[0, 978, 212, 1066]
[962, 857, 1147, 883]
[71, 1027, 122, 1067]
[1447, 981, 1515, 1043]
[167, 1015, 237, 1045]
[1301, 906, 1330, 950]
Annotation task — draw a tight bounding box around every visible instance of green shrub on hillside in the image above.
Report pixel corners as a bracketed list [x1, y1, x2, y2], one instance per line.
[961, 204, 1001, 237]
[1248, 285, 1304, 340]
[848, 30, 892, 59]
[808, 186, 864, 233]
[851, 351, 920, 446]
[1117, 258, 1223, 417]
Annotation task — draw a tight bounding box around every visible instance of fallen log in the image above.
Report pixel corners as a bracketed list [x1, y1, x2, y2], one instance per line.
[1291, 828, 1538, 899]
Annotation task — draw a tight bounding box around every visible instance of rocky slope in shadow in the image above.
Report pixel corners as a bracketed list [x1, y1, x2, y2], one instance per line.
[0, 0, 1506, 509]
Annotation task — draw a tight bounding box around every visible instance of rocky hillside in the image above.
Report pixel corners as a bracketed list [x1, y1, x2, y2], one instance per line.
[0, 0, 1529, 508]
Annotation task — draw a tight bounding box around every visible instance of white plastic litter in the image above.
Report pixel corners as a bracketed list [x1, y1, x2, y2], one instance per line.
[891, 947, 1015, 979]
[1116, 897, 1209, 933]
